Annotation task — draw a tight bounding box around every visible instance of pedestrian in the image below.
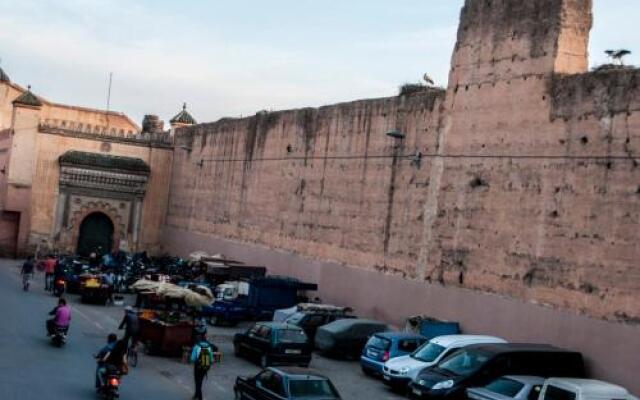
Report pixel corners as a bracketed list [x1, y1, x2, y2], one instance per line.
[21, 256, 35, 291]
[190, 337, 218, 400]
[43, 255, 56, 291]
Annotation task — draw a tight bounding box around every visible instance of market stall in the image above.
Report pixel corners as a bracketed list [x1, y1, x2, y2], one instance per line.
[131, 280, 214, 357]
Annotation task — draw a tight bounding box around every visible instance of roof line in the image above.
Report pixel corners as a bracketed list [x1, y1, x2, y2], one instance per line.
[5, 82, 141, 130]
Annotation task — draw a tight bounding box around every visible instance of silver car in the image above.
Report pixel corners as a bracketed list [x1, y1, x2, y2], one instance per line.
[467, 376, 545, 400]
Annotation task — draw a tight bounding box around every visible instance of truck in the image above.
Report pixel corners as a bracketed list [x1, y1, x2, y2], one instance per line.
[214, 280, 250, 301]
[201, 276, 318, 326]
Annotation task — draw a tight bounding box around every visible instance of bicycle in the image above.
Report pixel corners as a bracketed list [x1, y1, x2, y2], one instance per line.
[127, 340, 138, 368]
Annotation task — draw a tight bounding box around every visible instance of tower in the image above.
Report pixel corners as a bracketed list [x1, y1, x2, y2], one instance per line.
[448, 0, 593, 90]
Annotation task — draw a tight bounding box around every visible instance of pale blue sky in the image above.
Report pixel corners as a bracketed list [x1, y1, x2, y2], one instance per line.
[0, 1, 638, 125]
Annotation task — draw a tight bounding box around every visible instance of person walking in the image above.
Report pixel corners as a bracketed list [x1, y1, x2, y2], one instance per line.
[190, 338, 218, 400]
[21, 256, 35, 291]
[43, 255, 56, 292]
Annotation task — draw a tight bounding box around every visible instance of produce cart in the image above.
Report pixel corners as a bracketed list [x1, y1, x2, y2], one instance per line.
[131, 279, 214, 357]
[138, 310, 194, 356]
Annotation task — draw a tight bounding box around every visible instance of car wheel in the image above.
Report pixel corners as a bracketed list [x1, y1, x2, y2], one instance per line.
[234, 344, 241, 357]
[260, 355, 270, 368]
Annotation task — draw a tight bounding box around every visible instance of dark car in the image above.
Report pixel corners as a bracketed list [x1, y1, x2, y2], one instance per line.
[234, 322, 313, 368]
[360, 331, 427, 376]
[315, 319, 389, 359]
[235, 367, 341, 400]
[409, 344, 585, 400]
[285, 310, 356, 343]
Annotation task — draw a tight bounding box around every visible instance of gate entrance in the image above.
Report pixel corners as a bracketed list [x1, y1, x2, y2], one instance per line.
[76, 212, 114, 256]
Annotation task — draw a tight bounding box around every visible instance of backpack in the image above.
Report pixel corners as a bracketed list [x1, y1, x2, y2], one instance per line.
[197, 344, 212, 370]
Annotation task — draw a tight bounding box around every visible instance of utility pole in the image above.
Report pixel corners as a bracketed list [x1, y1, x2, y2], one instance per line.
[106, 72, 113, 130]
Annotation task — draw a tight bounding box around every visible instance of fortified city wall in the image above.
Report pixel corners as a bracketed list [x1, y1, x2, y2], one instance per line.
[162, 0, 640, 390]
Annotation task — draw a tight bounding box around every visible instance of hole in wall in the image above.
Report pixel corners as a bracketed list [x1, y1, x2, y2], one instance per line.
[580, 136, 589, 145]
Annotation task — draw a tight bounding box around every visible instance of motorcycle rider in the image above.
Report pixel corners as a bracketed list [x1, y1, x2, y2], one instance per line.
[21, 256, 35, 291]
[46, 297, 71, 336]
[96, 338, 128, 391]
[95, 333, 118, 389]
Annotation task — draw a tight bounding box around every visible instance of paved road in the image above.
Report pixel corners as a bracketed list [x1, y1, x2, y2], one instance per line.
[0, 259, 404, 400]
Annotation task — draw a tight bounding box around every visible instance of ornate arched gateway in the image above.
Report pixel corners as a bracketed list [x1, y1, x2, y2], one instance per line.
[53, 151, 150, 254]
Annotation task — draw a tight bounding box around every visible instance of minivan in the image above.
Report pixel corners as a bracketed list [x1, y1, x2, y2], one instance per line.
[409, 344, 584, 400]
[382, 335, 507, 389]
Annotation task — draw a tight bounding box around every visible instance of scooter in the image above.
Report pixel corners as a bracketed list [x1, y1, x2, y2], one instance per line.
[53, 278, 66, 297]
[51, 326, 68, 347]
[98, 366, 121, 399]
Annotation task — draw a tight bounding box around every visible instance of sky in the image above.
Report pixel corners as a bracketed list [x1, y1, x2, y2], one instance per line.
[0, 0, 638, 126]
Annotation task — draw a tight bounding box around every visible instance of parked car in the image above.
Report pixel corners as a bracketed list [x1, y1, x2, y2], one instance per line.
[383, 335, 507, 390]
[467, 376, 545, 400]
[285, 305, 356, 343]
[539, 379, 639, 400]
[234, 367, 342, 400]
[409, 344, 585, 400]
[360, 332, 428, 377]
[234, 322, 313, 368]
[315, 319, 389, 359]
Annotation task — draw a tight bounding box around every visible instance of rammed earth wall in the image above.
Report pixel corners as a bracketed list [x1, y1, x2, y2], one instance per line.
[163, 0, 640, 391]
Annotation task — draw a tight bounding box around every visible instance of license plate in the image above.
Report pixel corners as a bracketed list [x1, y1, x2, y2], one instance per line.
[285, 349, 301, 354]
[413, 388, 422, 397]
[383, 375, 391, 381]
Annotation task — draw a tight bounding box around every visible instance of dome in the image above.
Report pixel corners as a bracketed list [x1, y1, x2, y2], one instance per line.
[170, 103, 197, 125]
[0, 67, 9, 83]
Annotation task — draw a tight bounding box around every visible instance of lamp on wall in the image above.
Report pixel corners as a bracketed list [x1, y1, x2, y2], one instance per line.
[386, 130, 405, 139]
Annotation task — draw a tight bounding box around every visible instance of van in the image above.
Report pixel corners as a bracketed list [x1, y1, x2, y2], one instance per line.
[540, 378, 638, 400]
[382, 335, 507, 389]
[409, 343, 584, 400]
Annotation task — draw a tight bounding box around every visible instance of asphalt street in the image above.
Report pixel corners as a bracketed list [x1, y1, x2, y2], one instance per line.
[0, 259, 404, 400]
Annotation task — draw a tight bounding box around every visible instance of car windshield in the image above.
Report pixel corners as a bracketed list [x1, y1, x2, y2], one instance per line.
[289, 379, 338, 398]
[286, 313, 306, 325]
[278, 329, 307, 343]
[438, 350, 490, 376]
[484, 377, 525, 397]
[366, 335, 391, 351]
[412, 342, 446, 363]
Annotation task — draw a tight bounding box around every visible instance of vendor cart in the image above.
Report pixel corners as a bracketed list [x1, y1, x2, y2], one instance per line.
[138, 310, 194, 357]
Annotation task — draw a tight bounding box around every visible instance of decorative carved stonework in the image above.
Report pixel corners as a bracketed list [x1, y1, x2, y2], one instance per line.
[53, 151, 150, 254]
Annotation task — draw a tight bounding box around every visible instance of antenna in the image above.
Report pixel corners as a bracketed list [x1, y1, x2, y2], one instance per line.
[106, 72, 113, 129]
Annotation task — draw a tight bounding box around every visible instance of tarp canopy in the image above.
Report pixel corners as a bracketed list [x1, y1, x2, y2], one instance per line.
[131, 279, 213, 308]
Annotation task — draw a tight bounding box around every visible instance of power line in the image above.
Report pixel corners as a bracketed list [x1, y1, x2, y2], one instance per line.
[195, 152, 638, 165]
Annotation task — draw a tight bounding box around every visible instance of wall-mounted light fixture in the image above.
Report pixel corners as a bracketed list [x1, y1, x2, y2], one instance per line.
[386, 130, 405, 139]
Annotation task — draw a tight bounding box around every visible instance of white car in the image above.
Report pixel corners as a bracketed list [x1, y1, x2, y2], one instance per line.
[540, 378, 638, 400]
[381, 335, 507, 389]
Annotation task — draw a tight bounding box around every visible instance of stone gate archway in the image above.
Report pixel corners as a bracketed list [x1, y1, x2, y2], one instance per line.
[76, 212, 114, 256]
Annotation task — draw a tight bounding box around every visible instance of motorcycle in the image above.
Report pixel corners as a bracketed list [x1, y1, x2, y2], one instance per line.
[97, 365, 121, 399]
[51, 325, 68, 347]
[53, 278, 66, 297]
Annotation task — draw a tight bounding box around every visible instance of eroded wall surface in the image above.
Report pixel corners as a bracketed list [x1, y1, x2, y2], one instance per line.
[166, 0, 638, 329]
